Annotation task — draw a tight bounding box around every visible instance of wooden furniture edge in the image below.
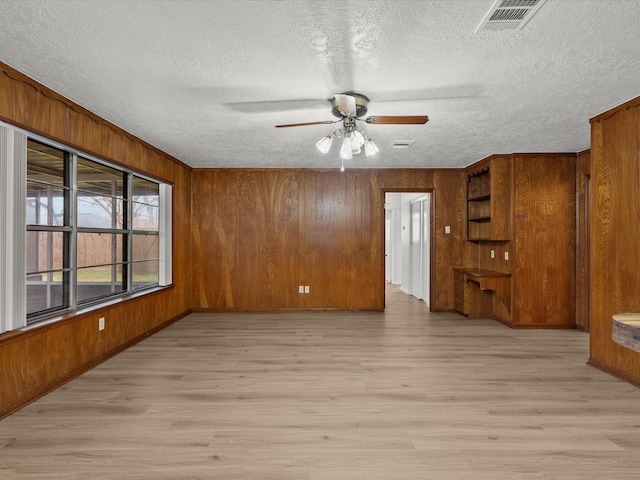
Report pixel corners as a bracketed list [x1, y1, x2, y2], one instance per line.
[453, 267, 511, 313]
[612, 313, 640, 353]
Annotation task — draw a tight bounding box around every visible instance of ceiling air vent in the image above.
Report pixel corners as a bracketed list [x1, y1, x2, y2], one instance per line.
[476, 0, 547, 32]
[391, 140, 415, 149]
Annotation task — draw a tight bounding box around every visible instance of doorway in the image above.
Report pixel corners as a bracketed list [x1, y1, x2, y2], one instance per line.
[385, 192, 432, 309]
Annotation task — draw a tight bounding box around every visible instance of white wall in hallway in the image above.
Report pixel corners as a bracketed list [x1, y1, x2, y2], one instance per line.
[385, 192, 428, 296]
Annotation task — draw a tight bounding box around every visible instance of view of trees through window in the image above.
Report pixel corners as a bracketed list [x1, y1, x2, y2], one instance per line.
[26, 139, 161, 319]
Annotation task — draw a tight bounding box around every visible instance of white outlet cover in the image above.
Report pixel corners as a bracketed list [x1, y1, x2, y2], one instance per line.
[505, 252, 509, 261]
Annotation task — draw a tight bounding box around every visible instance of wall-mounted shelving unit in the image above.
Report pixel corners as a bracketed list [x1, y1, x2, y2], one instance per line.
[467, 168, 492, 240]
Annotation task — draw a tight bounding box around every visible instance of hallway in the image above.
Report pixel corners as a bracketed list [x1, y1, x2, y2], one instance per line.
[1, 285, 639, 479]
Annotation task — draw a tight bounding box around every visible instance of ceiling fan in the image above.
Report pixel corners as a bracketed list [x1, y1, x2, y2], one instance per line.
[275, 93, 428, 171]
[275, 92, 429, 128]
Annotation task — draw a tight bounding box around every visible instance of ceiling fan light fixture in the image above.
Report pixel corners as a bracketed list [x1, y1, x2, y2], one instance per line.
[340, 135, 353, 160]
[351, 130, 365, 149]
[316, 135, 333, 153]
[275, 92, 427, 169]
[364, 139, 379, 156]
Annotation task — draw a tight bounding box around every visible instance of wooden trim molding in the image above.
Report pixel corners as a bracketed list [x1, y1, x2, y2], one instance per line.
[589, 95, 640, 124]
[588, 358, 640, 389]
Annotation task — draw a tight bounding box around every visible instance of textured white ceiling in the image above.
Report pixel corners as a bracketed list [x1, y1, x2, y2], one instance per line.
[0, 0, 639, 169]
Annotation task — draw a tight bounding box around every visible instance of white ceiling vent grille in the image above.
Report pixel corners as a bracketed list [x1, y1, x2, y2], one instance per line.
[391, 140, 415, 149]
[476, 0, 547, 32]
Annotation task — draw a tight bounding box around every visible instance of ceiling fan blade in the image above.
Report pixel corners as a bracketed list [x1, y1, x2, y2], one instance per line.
[370, 85, 483, 103]
[226, 98, 329, 113]
[333, 94, 357, 116]
[275, 120, 336, 128]
[365, 115, 429, 125]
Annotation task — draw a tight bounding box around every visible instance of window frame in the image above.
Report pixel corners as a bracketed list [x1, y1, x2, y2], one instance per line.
[24, 133, 169, 323]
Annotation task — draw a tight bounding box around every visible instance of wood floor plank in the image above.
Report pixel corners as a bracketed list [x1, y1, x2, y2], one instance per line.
[2, 285, 640, 479]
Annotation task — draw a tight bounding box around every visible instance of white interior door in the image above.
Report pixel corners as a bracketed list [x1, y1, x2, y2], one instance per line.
[409, 195, 431, 304]
[422, 195, 431, 307]
[385, 209, 392, 283]
[410, 201, 423, 299]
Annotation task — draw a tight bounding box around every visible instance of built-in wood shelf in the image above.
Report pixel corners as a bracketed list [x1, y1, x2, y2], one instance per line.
[467, 169, 492, 240]
[465, 161, 514, 242]
[612, 313, 640, 353]
[453, 267, 512, 317]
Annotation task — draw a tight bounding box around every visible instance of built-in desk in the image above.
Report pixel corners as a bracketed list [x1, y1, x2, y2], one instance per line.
[453, 267, 512, 317]
[612, 313, 640, 353]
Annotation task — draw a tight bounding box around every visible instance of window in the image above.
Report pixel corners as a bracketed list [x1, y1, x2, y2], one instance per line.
[20, 136, 171, 322]
[26, 141, 70, 315]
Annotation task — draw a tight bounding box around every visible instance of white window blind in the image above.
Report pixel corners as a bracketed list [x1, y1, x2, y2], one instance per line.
[0, 124, 27, 334]
[159, 183, 172, 286]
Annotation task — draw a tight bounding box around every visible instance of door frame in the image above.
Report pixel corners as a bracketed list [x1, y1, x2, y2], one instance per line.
[382, 189, 435, 311]
[385, 207, 395, 284]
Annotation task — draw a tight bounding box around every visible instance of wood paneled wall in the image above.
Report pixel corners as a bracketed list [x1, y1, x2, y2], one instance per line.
[461, 153, 576, 327]
[589, 95, 640, 385]
[0, 62, 192, 418]
[192, 168, 466, 311]
[576, 149, 591, 331]
[512, 153, 576, 328]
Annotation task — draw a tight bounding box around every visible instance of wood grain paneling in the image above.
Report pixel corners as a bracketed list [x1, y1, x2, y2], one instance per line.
[192, 168, 466, 312]
[191, 169, 238, 309]
[0, 61, 192, 418]
[236, 170, 301, 309]
[576, 149, 591, 331]
[512, 154, 576, 327]
[432, 169, 467, 310]
[462, 153, 576, 328]
[589, 96, 640, 385]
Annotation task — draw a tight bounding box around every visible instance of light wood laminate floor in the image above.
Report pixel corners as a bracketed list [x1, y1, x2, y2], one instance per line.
[2, 285, 640, 479]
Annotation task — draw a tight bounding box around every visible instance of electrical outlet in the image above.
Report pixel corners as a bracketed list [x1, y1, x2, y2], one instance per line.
[444, 225, 451, 234]
[299, 286, 304, 293]
[504, 251, 509, 261]
[98, 317, 105, 331]
[304, 286, 310, 294]
[490, 249, 495, 259]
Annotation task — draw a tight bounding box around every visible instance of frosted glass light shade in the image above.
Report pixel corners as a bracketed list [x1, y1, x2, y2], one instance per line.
[351, 130, 365, 149]
[340, 136, 353, 160]
[316, 135, 333, 153]
[364, 139, 379, 156]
